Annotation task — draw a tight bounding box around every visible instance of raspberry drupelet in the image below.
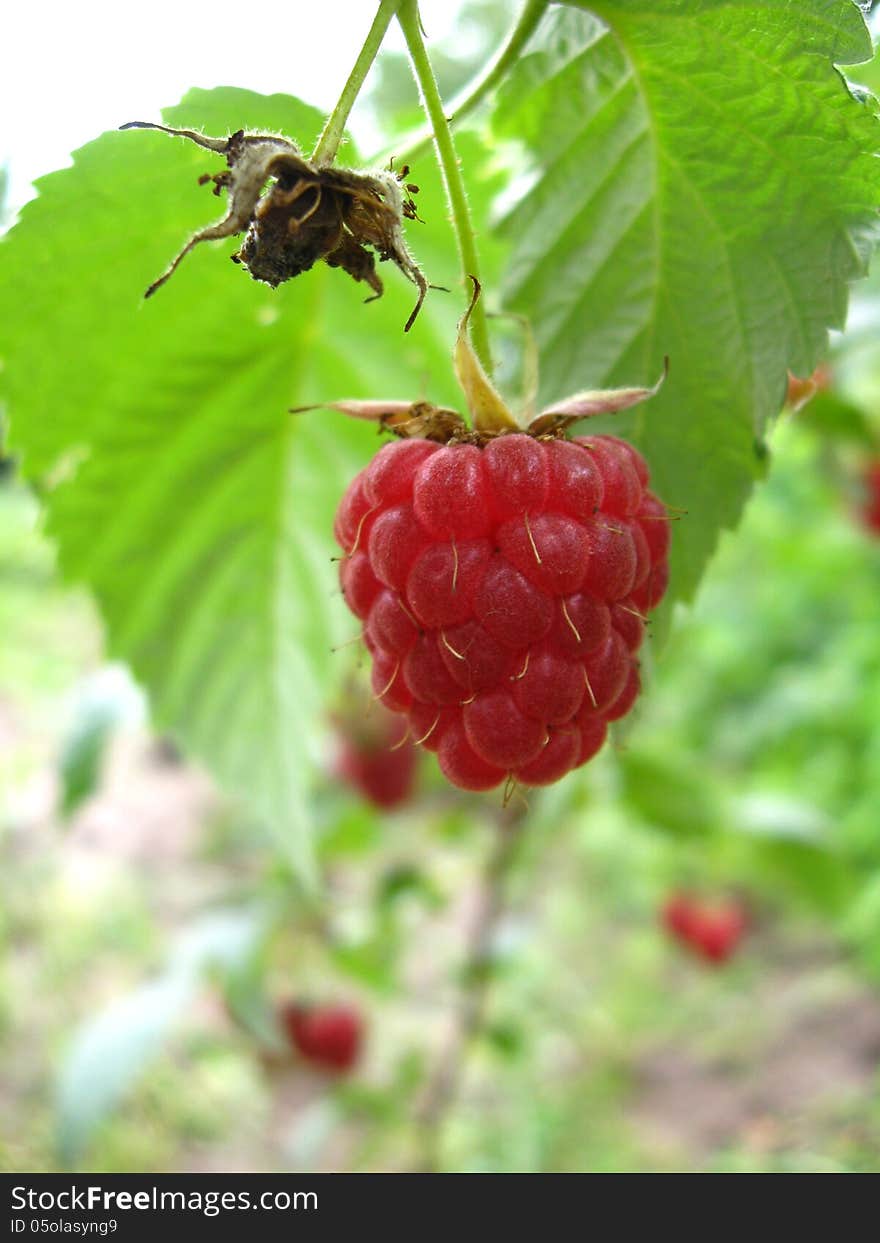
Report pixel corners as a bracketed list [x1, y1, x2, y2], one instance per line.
[335, 430, 670, 793]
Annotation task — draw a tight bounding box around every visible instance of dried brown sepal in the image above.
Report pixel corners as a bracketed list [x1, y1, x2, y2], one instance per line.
[290, 399, 468, 442]
[527, 357, 669, 437]
[785, 363, 831, 412]
[294, 303, 667, 446]
[121, 121, 429, 329]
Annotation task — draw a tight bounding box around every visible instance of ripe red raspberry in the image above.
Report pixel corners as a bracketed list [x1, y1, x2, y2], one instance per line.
[662, 894, 746, 965]
[280, 1002, 363, 1073]
[334, 704, 418, 810]
[335, 431, 670, 792]
[859, 459, 880, 535]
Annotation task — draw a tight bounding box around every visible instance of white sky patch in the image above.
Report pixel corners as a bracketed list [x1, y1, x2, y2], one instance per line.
[1, 0, 465, 211]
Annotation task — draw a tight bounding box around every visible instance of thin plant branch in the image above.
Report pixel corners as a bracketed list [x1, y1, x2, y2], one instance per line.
[388, 0, 549, 167]
[312, 0, 403, 166]
[397, 0, 493, 374]
[414, 804, 526, 1170]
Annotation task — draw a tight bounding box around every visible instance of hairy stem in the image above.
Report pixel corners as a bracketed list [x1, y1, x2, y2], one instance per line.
[397, 0, 549, 165]
[311, 0, 402, 166]
[398, 0, 493, 374]
[414, 807, 525, 1170]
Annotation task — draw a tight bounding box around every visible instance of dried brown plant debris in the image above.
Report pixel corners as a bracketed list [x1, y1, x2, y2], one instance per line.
[121, 122, 429, 330]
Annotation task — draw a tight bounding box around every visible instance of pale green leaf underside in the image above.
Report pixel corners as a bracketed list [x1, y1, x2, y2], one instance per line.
[0, 88, 497, 873]
[56, 909, 263, 1160]
[496, 1, 880, 604]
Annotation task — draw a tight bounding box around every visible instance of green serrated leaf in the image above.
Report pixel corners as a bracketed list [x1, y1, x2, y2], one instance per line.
[0, 88, 502, 876]
[495, 1, 880, 607]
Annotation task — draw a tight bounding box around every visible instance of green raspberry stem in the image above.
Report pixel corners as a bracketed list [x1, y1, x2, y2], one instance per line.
[414, 806, 526, 1170]
[398, 0, 493, 375]
[311, 0, 403, 166]
[395, 0, 549, 166]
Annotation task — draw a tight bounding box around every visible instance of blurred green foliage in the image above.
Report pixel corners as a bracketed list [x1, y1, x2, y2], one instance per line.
[2, 393, 880, 1170]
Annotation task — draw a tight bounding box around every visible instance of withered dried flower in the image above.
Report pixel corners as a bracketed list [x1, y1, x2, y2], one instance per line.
[121, 122, 429, 330]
